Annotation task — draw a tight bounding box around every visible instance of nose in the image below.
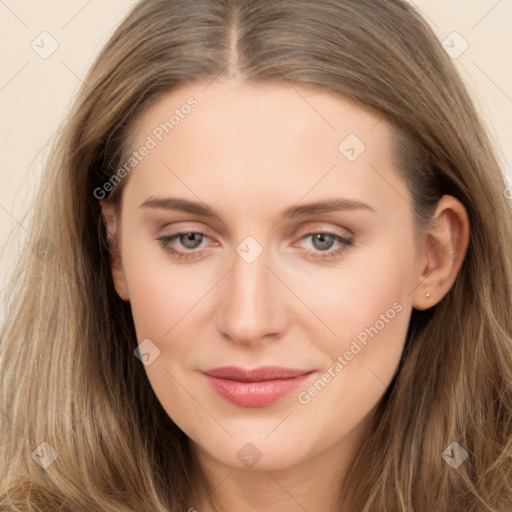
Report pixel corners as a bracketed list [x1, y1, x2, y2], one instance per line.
[216, 244, 288, 346]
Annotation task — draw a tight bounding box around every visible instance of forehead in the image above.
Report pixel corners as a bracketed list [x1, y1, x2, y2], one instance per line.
[133, 79, 391, 152]
[123, 80, 409, 219]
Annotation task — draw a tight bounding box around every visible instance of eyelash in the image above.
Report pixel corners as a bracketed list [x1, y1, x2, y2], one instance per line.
[156, 230, 353, 261]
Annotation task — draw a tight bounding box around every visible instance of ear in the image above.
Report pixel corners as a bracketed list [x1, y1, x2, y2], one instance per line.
[100, 200, 130, 301]
[412, 195, 470, 310]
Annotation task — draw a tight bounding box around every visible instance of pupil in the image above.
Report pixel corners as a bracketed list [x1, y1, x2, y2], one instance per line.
[313, 234, 334, 251]
[181, 233, 202, 249]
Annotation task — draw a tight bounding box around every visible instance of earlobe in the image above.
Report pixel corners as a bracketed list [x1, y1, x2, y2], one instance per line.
[100, 200, 130, 301]
[412, 195, 470, 311]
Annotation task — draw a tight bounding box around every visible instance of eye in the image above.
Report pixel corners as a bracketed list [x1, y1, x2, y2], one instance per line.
[299, 231, 353, 260]
[156, 229, 353, 262]
[157, 230, 211, 260]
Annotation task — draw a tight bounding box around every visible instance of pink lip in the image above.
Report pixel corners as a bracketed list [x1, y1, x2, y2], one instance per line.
[202, 366, 314, 407]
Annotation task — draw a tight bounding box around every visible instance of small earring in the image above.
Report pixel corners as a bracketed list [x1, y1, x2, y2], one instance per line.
[425, 292, 431, 298]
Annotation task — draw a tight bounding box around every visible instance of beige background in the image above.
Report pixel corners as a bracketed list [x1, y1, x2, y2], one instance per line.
[1, 0, 512, 300]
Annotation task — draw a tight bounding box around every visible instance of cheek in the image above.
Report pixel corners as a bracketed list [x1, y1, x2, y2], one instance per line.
[298, 231, 415, 342]
[120, 233, 215, 341]
[298, 233, 416, 394]
[123, 219, 416, 365]
[122, 216, 415, 377]
[120, 244, 212, 425]
[117, 220, 417, 458]
[290, 245, 414, 442]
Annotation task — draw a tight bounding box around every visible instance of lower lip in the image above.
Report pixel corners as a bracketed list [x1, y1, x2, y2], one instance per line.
[203, 373, 313, 407]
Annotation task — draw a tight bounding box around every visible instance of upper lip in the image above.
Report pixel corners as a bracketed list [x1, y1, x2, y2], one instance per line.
[202, 366, 313, 382]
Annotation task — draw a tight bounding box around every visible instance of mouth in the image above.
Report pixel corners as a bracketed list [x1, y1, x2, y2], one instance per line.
[201, 366, 315, 407]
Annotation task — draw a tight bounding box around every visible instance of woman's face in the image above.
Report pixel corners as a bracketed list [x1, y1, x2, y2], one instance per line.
[105, 80, 425, 473]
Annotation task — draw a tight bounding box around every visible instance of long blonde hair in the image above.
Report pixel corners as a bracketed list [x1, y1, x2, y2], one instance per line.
[1, 0, 511, 510]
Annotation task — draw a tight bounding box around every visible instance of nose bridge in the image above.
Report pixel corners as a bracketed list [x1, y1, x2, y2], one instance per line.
[216, 240, 284, 343]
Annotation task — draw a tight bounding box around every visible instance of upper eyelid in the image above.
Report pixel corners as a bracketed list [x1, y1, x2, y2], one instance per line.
[156, 221, 353, 238]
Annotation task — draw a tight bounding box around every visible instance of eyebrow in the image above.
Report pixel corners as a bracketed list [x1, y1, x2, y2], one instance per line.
[139, 196, 375, 219]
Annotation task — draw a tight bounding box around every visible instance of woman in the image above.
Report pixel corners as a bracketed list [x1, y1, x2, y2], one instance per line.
[1, 0, 511, 510]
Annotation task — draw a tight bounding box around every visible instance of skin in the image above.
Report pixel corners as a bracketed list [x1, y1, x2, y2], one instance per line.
[101, 79, 469, 512]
